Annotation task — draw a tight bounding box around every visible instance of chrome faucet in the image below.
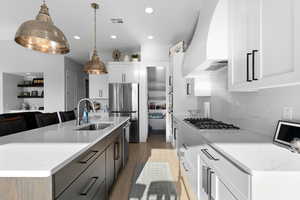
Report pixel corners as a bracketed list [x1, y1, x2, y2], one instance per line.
[76, 98, 96, 126]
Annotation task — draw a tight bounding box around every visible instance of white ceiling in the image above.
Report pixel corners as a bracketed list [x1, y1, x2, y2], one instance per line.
[0, 0, 203, 64]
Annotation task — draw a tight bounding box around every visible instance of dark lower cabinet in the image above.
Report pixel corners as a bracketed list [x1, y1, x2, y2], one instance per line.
[114, 134, 123, 180]
[106, 143, 115, 193]
[92, 181, 106, 200]
[54, 123, 128, 200]
[56, 152, 106, 200]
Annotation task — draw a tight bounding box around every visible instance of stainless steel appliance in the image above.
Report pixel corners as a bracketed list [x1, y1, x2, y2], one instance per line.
[109, 83, 139, 143]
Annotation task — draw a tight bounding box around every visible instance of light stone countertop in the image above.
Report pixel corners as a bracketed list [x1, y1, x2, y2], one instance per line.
[0, 116, 129, 177]
[174, 115, 300, 175]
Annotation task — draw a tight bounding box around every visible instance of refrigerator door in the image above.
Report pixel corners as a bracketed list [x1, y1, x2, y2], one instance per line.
[109, 83, 124, 112]
[122, 83, 133, 112]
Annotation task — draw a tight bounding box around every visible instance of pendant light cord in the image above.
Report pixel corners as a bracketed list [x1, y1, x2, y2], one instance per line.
[94, 6, 97, 50]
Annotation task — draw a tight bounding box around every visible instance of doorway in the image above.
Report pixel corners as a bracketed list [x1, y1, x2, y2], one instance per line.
[147, 67, 167, 140]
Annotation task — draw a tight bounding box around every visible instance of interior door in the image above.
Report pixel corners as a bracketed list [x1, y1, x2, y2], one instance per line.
[65, 69, 78, 111]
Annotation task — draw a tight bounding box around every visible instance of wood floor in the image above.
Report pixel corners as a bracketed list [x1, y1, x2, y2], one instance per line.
[109, 133, 196, 200]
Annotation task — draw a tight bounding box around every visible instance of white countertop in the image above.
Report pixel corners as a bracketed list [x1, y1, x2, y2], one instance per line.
[174, 115, 300, 175]
[0, 116, 129, 177]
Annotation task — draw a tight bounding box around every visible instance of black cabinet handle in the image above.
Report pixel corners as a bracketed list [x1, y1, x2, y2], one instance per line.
[247, 53, 252, 82]
[252, 50, 259, 81]
[79, 151, 99, 164]
[186, 83, 191, 95]
[201, 149, 219, 161]
[208, 170, 214, 200]
[114, 142, 120, 160]
[80, 177, 98, 196]
[174, 128, 177, 140]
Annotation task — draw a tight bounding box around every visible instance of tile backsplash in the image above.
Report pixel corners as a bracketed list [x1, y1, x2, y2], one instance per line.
[198, 68, 300, 137]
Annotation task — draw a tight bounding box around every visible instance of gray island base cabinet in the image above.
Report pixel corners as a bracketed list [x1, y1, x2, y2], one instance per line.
[0, 122, 128, 200]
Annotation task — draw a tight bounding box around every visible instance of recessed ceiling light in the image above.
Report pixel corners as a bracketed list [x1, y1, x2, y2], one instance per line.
[26, 73, 31, 75]
[147, 35, 154, 40]
[145, 7, 154, 14]
[73, 35, 80, 40]
[110, 35, 117, 39]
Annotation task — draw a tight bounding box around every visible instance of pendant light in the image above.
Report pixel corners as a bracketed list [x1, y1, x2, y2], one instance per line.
[15, 0, 70, 54]
[83, 3, 108, 75]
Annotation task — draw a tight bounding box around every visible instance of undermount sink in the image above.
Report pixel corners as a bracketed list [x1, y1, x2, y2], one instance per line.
[76, 123, 113, 131]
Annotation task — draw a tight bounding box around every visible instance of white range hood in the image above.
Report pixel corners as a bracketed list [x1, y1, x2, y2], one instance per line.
[183, 0, 228, 77]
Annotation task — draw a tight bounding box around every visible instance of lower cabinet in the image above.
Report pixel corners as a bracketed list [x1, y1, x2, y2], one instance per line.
[106, 143, 115, 193]
[54, 123, 128, 200]
[56, 152, 106, 200]
[114, 134, 123, 179]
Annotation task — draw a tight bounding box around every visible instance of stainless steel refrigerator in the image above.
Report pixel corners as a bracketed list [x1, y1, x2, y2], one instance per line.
[109, 83, 139, 143]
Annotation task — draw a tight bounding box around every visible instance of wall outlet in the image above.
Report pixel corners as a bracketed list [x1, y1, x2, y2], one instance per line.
[282, 107, 293, 120]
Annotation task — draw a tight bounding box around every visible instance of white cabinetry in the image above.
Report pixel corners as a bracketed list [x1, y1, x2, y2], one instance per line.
[186, 75, 211, 97]
[199, 145, 250, 200]
[89, 75, 108, 99]
[229, 0, 300, 91]
[108, 62, 140, 83]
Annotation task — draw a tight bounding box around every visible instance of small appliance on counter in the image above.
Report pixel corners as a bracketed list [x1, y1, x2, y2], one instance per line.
[273, 120, 300, 153]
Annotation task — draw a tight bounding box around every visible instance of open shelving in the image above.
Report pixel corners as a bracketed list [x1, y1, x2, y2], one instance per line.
[17, 84, 44, 88]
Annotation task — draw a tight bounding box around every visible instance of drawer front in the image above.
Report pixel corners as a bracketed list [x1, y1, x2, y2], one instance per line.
[56, 152, 106, 200]
[92, 181, 106, 200]
[200, 145, 250, 200]
[180, 158, 198, 197]
[54, 139, 107, 198]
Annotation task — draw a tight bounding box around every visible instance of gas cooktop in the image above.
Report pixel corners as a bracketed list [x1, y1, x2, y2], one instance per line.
[184, 118, 240, 130]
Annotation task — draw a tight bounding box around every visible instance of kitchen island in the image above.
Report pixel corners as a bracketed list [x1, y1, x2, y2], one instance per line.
[0, 116, 130, 200]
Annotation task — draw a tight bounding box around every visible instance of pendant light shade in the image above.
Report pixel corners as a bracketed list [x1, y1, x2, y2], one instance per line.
[84, 49, 108, 74]
[84, 3, 108, 75]
[15, 2, 70, 54]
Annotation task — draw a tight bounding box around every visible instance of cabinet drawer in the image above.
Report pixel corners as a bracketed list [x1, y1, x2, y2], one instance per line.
[54, 138, 108, 198]
[200, 145, 250, 200]
[56, 152, 106, 200]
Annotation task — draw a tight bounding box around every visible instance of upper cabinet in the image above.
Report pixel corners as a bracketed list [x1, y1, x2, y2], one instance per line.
[89, 62, 141, 99]
[89, 74, 109, 99]
[108, 62, 140, 83]
[229, 0, 300, 91]
[183, 0, 228, 77]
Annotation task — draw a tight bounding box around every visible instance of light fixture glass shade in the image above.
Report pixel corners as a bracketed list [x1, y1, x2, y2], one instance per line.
[15, 3, 70, 54]
[84, 49, 108, 75]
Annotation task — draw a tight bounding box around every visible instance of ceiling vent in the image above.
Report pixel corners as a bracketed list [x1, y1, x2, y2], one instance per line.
[110, 18, 124, 24]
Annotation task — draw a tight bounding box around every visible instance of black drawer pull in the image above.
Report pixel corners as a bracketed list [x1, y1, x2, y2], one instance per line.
[252, 50, 259, 81]
[114, 142, 120, 160]
[182, 162, 189, 172]
[182, 144, 189, 150]
[247, 53, 252, 82]
[80, 177, 98, 196]
[79, 151, 99, 164]
[201, 149, 219, 161]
